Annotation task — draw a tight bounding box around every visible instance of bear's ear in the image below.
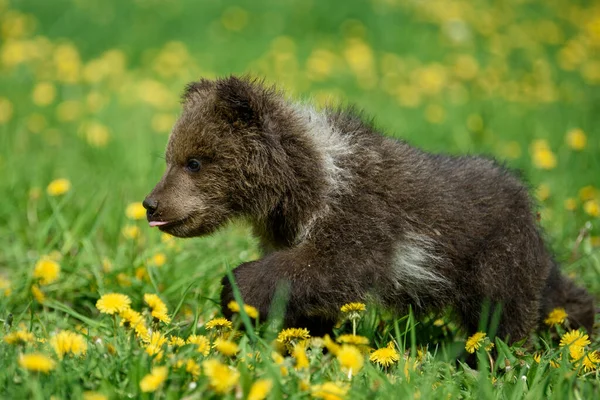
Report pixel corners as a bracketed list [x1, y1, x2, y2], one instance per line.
[214, 76, 262, 126]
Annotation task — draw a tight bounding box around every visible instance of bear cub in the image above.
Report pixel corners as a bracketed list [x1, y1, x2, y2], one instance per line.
[143, 75, 595, 340]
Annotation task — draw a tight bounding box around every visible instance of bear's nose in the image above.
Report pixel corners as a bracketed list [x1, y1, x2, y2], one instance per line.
[143, 197, 158, 217]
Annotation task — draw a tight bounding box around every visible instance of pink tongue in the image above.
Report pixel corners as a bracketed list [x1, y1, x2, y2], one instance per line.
[149, 221, 168, 227]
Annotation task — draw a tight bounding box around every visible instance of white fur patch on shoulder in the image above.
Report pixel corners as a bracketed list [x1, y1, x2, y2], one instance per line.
[293, 105, 356, 243]
[392, 232, 449, 305]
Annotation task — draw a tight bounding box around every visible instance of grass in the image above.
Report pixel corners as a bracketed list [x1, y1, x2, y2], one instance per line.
[0, 0, 599, 398]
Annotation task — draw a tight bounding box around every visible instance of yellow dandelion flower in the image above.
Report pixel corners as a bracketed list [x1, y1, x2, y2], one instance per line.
[202, 359, 240, 394]
[533, 352, 542, 363]
[4, 329, 35, 345]
[169, 336, 185, 347]
[149, 252, 167, 267]
[532, 148, 557, 170]
[311, 381, 348, 400]
[272, 351, 289, 376]
[566, 128, 587, 151]
[582, 351, 599, 372]
[121, 224, 140, 240]
[187, 334, 211, 356]
[277, 327, 310, 345]
[213, 338, 239, 357]
[185, 359, 200, 377]
[82, 392, 108, 400]
[50, 330, 87, 359]
[560, 330, 591, 360]
[323, 334, 340, 355]
[564, 198, 577, 211]
[227, 300, 259, 319]
[370, 342, 400, 367]
[465, 332, 487, 354]
[46, 178, 71, 196]
[579, 186, 597, 201]
[293, 343, 309, 370]
[337, 345, 364, 374]
[248, 379, 273, 400]
[33, 257, 60, 285]
[0, 97, 14, 124]
[32, 82, 56, 106]
[544, 307, 568, 326]
[205, 317, 233, 330]
[336, 334, 369, 346]
[145, 332, 168, 358]
[125, 202, 146, 220]
[19, 353, 56, 373]
[140, 366, 168, 392]
[31, 284, 45, 303]
[340, 303, 366, 313]
[96, 293, 131, 314]
[151, 309, 171, 324]
[0, 276, 11, 297]
[583, 200, 599, 217]
[144, 293, 168, 313]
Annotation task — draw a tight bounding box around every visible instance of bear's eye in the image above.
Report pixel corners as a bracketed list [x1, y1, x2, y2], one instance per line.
[185, 158, 201, 172]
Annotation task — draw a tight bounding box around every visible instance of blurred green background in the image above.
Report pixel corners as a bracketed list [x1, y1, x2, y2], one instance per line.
[0, 0, 599, 311]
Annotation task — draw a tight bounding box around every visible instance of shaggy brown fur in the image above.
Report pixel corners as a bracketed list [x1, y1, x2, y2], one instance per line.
[143, 76, 595, 340]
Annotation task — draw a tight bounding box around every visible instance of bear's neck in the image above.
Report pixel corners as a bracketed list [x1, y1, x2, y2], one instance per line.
[251, 105, 348, 251]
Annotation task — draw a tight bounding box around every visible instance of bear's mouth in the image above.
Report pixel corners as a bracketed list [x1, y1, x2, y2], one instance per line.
[148, 215, 190, 230]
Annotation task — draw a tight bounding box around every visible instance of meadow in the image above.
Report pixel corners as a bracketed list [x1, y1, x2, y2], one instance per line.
[0, 0, 599, 398]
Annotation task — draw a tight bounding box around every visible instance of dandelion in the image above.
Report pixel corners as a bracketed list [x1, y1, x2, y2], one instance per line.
[277, 327, 310, 350]
[144, 289, 167, 306]
[272, 352, 289, 376]
[145, 332, 168, 358]
[337, 345, 364, 376]
[50, 330, 87, 359]
[583, 200, 599, 217]
[579, 186, 597, 201]
[323, 334, 340, 355]
[149, 252, 167, 267]
[340, 302, 365, 335]
[582, 351, 599, 372]
[213, 338, 239, 357]
[560, 330, 590, 360]
[565, 128, 587, 150]
[248, 379, 273, 400]
[564, 198, 577, 211]
[31, 284, 46, 303]
[203, 359, 240, 394]
[370, 342, 400, 367]
[18, 353, 56, 373]
[187, 334, 210, 356]
[121, 224, 140, 240]
[185, 359, 201, 377]
[340, 303, 366, 313]
[125, 202, 146, 220]
[205, 317, 233, 331]
[0, 276, 11, 297]
[32, 82, 56, 106]
[336, 334, 369, 346]
[82, 392, 108, 400]
[311, 381, 348, 400]
[140, 366, 168, 392]
[46, 178, 71, 196]
[293, 343, 309, 370]
[33, 257, 60, 285]
[227, 300, 259, 319]
[465, 332, 487, 354]
[169, 336, 185, 347]
[96, 293, 131, 314]
[4, 329, 35, 345]
[544, 308, 568, 326]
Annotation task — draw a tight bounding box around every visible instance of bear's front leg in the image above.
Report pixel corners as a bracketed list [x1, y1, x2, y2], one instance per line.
[220, 249, 364, 336]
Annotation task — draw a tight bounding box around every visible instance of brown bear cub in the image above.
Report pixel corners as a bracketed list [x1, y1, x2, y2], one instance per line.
[143, 75, 595, 340]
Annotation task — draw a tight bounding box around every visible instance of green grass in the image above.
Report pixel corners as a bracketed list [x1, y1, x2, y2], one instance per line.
[0, 0, 599, 398]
